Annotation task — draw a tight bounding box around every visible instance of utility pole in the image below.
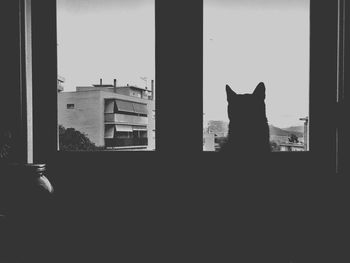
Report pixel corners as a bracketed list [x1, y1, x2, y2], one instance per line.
[299, 117, 309, 151]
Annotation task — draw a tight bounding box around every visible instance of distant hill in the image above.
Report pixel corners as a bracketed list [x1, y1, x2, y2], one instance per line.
[269, 125, 303, 137]
[282, 125, 304, 134]
[206, 121, 303, 138]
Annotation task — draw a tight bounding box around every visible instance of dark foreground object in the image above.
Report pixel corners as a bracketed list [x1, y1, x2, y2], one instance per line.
[0, 163, 54, 262]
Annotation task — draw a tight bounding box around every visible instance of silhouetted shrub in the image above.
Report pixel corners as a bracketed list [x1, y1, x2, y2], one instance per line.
[270, 141, 280, 152]
[59, 125, 103, 151]
[0, 128, 12, 163]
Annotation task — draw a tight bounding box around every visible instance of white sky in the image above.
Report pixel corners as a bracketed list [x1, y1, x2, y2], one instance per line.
[57, 0, 155, 91]
[204, 0, 310, 128]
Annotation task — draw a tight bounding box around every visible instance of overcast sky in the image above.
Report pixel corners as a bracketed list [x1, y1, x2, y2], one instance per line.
[204, 0, 310, 128]
[57, 0, 155, 91]
[205, 0, 308, 9]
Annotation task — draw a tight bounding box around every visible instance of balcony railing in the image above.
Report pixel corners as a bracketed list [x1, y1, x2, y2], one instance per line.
[105, 138, 148, 147]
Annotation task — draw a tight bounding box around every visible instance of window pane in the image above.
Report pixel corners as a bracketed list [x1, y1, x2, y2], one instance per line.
[203, 0, 309, 152]
[57, 0, 155, 151]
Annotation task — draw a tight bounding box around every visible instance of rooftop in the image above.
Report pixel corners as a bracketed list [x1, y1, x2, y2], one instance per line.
[279, 143, 304, 148]
[89, 84, 150, 91]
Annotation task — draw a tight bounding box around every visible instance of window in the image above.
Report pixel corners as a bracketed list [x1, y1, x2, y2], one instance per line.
[56, 0, 155, 152]
[204, 0, 310, 152]
[26, 1, 342, 173]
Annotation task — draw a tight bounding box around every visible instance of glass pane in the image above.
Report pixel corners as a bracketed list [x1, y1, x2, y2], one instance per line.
[203, 0, 309, 152]
[57, 0, 155, 151]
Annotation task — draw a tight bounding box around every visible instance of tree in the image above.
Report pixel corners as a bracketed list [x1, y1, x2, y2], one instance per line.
[59, 125, 102, 151]
[288, 134, 299, 144]
[215, 136, 228, 151]
[270, 141, 280, 152]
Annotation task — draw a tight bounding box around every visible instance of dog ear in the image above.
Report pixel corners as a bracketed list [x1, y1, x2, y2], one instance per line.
[226, 85, 236, 102]
[253, 82, 265, 100]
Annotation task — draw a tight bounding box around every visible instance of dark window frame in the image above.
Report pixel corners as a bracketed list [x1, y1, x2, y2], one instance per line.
[28, 0, 345, 177]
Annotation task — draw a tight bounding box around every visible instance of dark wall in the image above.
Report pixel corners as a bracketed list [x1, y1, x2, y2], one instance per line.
[0, 0, 24, 163]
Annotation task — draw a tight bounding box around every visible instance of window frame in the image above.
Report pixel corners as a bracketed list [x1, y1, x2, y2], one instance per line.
[202, 0, 340, 176]
[336, 0, 348, 176]
[28, 0, 343, 176]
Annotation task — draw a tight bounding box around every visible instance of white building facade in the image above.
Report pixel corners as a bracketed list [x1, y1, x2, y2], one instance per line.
[58, 81, 155, 150]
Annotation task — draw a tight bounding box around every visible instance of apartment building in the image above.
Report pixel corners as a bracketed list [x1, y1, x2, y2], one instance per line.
[58, 79, 155, 150]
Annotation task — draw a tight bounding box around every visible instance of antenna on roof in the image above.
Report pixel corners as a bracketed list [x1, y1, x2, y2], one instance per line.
[140, 77, 148, 89]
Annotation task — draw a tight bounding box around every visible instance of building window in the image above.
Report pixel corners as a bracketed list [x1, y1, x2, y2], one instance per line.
[66, 104, 75, 109]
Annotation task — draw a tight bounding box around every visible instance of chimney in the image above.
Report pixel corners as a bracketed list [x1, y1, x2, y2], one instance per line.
[113, 79, 117, 93]
[100, 78, 102, 86]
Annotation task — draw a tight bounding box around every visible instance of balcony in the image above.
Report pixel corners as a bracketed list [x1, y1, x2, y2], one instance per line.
[105, 113, 148, 126]
[105, 138, 148, 147]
